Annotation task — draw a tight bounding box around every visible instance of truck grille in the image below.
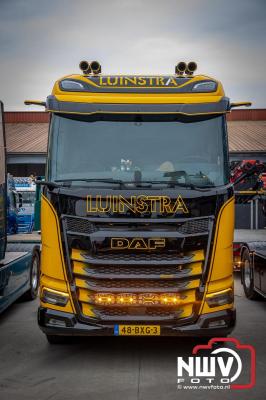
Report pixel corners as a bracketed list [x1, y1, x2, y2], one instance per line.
[65, 216, 97, 234]
[93, 306, 185, 321]
[62, 215, 213, 324]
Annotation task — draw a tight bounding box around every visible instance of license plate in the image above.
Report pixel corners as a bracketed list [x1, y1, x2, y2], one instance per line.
[114, 324, 160, 336]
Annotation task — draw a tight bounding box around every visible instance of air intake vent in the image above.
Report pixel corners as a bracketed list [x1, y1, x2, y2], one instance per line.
[177, 218, 209, 234]
[65, 216, 97, 234]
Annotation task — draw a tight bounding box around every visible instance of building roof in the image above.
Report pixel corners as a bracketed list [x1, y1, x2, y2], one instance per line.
[5, 123, 48, 153]
[227, 121, 266, 152]
[4, 111, 266, 154]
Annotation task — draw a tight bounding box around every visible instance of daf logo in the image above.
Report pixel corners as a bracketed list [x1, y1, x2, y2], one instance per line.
[111, 238, 166, 250]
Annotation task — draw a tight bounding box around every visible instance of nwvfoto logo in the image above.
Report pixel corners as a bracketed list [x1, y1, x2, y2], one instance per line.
[177, 338, 256, 390]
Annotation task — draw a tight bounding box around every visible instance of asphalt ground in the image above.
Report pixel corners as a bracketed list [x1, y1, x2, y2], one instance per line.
[0, 274, 265, 400]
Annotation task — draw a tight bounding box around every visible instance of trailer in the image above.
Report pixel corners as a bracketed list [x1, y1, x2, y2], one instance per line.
[239, 237, 266, 299]
[0, 101, 41, 314]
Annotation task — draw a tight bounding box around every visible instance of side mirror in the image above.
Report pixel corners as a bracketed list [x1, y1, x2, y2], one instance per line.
[18, 193, 23, 208]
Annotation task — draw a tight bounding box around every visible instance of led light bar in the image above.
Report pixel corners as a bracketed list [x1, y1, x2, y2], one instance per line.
[92, 293, 184, 306]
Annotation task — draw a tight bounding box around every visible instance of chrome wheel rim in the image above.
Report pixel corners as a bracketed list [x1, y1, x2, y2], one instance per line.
[31, 257, 38, 290]
[244, 258, 251, 289]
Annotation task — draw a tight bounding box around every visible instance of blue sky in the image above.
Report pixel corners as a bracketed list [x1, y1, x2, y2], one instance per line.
[0, 0, 266, 110]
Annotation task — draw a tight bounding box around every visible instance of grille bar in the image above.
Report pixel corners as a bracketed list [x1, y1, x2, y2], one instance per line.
[75, 277, 200, 293]
[74, 253, 197, 266]
[73, 265, 203, 280]
[93, 307, 185, 321]
[63, 215, 211, 236]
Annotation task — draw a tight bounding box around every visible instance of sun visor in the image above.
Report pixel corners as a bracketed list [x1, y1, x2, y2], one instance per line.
[46, 95, 230, 116]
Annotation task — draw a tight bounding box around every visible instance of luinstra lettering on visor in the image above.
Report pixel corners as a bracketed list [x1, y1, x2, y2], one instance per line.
[86, 195, 189, 214]
[94, 76, 182, 88]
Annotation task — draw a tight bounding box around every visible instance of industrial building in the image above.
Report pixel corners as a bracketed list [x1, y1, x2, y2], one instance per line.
[5, 109, 266, 176]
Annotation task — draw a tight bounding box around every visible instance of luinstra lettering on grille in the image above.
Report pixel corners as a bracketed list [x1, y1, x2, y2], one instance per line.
[86, 195, 189, 214]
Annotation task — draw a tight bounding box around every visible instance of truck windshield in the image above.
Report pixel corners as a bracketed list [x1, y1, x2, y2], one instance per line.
[48, 114, 229, 187]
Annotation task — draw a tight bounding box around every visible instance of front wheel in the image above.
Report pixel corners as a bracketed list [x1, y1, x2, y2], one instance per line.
[24, 249, 40, 300]
[241, 248, 259, 300]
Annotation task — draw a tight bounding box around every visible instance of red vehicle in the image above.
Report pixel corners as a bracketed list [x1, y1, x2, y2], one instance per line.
[230, 160, 266, 191]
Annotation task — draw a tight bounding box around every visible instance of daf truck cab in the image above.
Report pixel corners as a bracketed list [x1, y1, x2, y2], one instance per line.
[26, 61, 251, 343]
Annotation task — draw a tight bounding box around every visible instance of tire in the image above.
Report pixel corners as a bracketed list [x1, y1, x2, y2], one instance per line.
[241, 248, 260, 300]
[23, 249, 40, 300]
[46, 335, 72, 345]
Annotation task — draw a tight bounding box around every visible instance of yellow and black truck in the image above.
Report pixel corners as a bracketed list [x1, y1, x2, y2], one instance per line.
[26, 61, 250, 343]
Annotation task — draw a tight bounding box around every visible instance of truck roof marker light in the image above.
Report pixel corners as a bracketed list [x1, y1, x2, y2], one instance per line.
[175, 61, 187, 75]
[185, 61, 197, 76]
[192, 81, 217, 92]
[79, 60, 91, 74]
[90, 61, 102, 74]
[60, 80, 86, 90]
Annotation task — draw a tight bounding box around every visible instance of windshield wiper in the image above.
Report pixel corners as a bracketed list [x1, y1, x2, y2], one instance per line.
[137, 181, 215, 191]
[36, 178, 125, 190]
[36, 180, 67, 189]
[54, 178, 125, 187]
[37, 179, 214, 191]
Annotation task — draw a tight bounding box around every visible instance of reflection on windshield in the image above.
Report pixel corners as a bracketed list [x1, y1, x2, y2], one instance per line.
[48, 114, 229, 187]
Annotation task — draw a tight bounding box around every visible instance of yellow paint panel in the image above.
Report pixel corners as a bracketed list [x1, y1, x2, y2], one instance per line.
[188, 249, 205, 263]
[53, 93, 224, 105]
[41, 274, 68, 292]
[208, 198, 235, 282]
[40, 195, 75, 311]
[207, 276, 234, 294]
[81, 303, 96, 317]
[200, 197, 235, 314]
[40, 299, 73, 313]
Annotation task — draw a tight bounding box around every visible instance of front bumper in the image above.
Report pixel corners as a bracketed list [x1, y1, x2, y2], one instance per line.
[38, 307, 236, 337]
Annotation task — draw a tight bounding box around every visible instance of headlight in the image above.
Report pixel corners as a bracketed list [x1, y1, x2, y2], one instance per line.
[206, 288, 233, 308]
[41, 288, 69, 307]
